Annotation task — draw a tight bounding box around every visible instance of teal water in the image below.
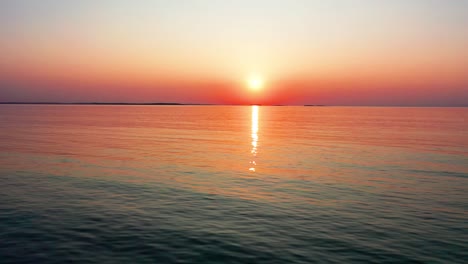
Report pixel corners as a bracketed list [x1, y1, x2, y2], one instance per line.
[0, 105, 467, 263]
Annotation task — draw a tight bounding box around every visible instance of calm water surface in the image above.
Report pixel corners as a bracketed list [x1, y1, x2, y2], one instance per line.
[0, 105, 467, 263]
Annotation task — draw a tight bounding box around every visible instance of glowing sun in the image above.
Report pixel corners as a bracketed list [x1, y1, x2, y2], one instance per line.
[247, 76, 264, 91]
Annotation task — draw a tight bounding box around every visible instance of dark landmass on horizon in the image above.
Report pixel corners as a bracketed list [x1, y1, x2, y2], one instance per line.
[0, 102, 326, 106]
[0, 102, 212, 106]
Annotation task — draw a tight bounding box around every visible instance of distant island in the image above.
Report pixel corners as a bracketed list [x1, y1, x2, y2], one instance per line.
[0, 102, 212, 106]
[0, 102, 329, 106]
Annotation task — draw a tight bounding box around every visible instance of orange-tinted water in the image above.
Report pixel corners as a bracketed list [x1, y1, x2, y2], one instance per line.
[0, 105, 467, 263]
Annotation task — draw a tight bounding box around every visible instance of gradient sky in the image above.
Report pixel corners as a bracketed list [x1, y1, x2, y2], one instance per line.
[1, 0, 467, 105]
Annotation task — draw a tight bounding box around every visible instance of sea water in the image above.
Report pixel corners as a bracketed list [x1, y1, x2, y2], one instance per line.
[0, 105, 467, 263]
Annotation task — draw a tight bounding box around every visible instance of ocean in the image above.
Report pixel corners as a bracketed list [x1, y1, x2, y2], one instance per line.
[0, 105, 467, 263]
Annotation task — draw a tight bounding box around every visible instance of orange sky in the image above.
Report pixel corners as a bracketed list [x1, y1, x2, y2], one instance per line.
[1, 1, 467, 105]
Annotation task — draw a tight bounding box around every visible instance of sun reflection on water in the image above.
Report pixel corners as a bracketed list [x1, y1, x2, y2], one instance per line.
[249, 105, 259, 172]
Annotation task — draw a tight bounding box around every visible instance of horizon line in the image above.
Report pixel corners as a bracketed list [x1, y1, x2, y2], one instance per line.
[0, 102, 467, 107]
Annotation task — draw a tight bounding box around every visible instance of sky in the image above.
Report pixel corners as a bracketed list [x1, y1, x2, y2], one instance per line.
[1, 0, 467, 105]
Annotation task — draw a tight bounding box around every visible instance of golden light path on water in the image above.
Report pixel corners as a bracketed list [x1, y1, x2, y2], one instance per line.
[249, 105, 259, 172]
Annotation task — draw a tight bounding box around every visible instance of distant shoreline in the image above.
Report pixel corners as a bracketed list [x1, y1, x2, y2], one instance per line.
[0, 102, 211, 106]
[0, 102, 304, 106]
[0, 102, 466, 107]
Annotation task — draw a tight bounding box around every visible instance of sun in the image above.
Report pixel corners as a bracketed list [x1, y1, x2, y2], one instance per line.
[247, 76, 264, 91]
